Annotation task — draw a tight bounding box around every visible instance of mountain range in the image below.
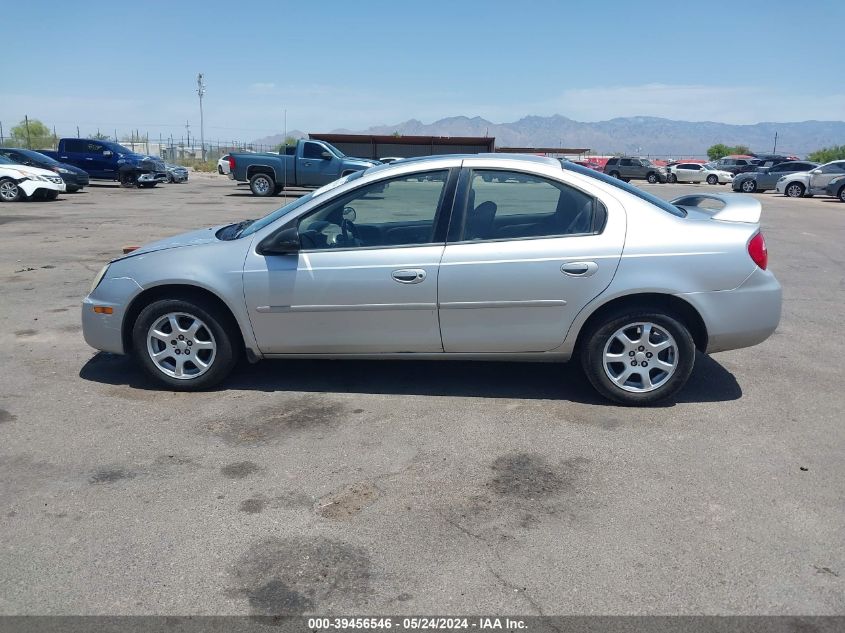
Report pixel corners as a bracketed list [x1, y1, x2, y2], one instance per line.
[252, 115, 845, 157]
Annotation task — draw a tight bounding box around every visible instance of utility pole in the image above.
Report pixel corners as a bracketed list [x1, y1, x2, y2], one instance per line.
[0, 121, 4, 144]
[185, 120, 191, 154]
[24, 115, 32, 148]
[197, 73, 206, 161]
[773, 131, 778, 154]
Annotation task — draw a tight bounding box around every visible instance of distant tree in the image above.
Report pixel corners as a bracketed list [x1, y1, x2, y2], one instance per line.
[10, 118, 53, 149]
[273, 136, 298, 152]
[732, 144, 751, 156]
[707, 144, 732, 160]
[392, 131, 401, 137]
[89, 131, 110, 140]
[808, 145, 845, 163]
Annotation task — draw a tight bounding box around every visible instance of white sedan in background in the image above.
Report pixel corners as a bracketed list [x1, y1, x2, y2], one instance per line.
[669, 162, 734, 185]
[0, 155, 66, 202]
[217, 155, 231, 175]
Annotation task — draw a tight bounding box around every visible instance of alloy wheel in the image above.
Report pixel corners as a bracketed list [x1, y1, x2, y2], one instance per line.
[253, 176, 271, 194]
[602, 322, 678, 393]
[786, 183, 804, 197]
[0, 180, 20, 201]
[146, 312, 217, 379]
[741, 180, 756, 193]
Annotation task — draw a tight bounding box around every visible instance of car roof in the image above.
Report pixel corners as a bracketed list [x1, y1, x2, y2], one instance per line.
[364, 152, 560, 175]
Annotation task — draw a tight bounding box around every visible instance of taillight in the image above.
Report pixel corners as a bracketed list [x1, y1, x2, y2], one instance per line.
[748, 232, 768, 270]
[228, 156, 235, 171]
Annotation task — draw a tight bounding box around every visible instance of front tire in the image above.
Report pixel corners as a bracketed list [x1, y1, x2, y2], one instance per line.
[647, 172, 658, 184]
[249, 172, 275, 196]
[668, 173, 677, 183]
[785, 182, 805, 198]
[119, 172, 137, 188]
[609, 171, 621, 180]
[132, 298, 238, 391]
[580, 310, 696, 405]
[0, 177, 24, 202]
[741, 179, 757, 193]
[706, 174, 719, 185]
[838, 186, 845, 203]
[45, 190, 59, 200]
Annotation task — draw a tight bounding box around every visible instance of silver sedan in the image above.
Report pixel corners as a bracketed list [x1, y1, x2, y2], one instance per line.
[82, 155, 781, 405]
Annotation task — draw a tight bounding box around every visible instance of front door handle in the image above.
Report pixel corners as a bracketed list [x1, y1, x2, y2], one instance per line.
[392, 269, 426, 284]
[561, 261, 599, 277]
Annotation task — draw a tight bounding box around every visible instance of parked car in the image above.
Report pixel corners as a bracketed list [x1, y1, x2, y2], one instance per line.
[217, 155, 230, 175]
[711, 156, 763, 176]
[775, 160, 845, 197]
[668, 162, 733, 185]
[0, 147, 89, 192]
[569, 159, 602, 171]
[732, 161, 818, 193]
[0, 155, 66, 201]
[603, 157, 667, 183]
[40, 138, 167, 188]
[228, 139, 378, 196]
[165, 163, 189, 183]
[82, 155, 781, 405]
[825, 175, 845, 202]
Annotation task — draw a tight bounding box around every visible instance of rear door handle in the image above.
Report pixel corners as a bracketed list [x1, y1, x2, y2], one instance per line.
[561, 261, 598, 277]
[392, 269, 426, 284]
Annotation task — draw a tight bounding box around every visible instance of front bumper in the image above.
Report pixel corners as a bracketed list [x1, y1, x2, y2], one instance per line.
[19, 178, 66, 197]
[138, 172, 168, 183]
[60, 173, 89, 188]
[82, 276, 143, 355]
[680, 267, 782, 354]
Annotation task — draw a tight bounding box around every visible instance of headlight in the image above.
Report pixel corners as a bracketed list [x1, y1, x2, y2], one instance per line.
[55, 167, 72, 174]
[90, 264, 109, 293]
[777, 176, 787, 182]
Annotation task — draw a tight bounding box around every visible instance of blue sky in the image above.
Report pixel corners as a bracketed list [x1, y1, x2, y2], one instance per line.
[2, 0, 844, 142]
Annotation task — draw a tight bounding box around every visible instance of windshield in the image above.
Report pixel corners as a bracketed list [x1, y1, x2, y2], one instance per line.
[562, 160, 686, 217]
[322, 141, 345, 158]
[18, 149, 59, 165]
[235, 170, 366, 239]
[0, 155, 14, 165]
[103, 141, 134, 154]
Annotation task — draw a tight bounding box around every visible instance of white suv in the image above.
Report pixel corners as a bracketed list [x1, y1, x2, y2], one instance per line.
[776, 160, 845, 198]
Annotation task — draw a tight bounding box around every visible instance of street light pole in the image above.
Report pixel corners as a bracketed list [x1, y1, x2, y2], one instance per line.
[197, 73, 206, 162]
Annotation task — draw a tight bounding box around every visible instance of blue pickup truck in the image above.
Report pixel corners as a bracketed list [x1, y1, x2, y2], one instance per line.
[228, 139, 378, 196]
[40, 138, 168, 188]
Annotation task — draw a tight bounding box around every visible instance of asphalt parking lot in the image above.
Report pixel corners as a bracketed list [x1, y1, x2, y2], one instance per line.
[1, 174, 843, 616]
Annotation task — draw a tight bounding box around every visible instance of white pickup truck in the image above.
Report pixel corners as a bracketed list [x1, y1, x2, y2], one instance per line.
[776, 159, 845, 197]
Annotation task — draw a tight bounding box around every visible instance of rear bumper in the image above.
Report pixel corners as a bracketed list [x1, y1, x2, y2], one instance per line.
[679, 267, 782, 354]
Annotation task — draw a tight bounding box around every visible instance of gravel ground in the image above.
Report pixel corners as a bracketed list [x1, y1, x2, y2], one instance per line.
[0, 173, 843, 615]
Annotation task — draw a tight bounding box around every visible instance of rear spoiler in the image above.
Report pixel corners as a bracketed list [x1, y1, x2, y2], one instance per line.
[670, 193, 762, 224]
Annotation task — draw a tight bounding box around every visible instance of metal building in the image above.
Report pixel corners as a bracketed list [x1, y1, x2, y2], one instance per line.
[308, 134, 495, 159]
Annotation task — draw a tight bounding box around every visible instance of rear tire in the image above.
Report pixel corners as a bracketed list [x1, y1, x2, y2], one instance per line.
[609, 171, 621, 180]
[580, 309, 696, 406]
[785, 182, 805, 198]
[132, 298, 239, 391]
[249, 172, 275, 196]
[217, 165, 224, 175]
[668, 174, 677, 183]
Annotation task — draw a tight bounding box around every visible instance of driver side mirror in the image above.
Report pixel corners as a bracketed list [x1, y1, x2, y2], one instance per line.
[811, 169, 822, 174]
[257, 227, 300, 255]
[320, 151, 332, 160]
[103, 150, 113, 157]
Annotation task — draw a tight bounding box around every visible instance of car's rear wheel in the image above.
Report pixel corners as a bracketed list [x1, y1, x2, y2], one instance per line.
[249, 172, 275, 196]
[581, 310, 696, 405]
[0, 177, 24, 202]
[132, 298, 238, 390]
[707, 174, 719, 185]
[647, 172, 658, 184]
[785, 182, 805, 198]
[741, 179, 757, 193]
[609, 171, 621, 179]
[217, 165, 224, 175]
[668, 173, 677, 183]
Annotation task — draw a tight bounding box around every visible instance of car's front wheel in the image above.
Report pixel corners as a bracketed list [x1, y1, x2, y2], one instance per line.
[0, 177, 24, 202]
[647, 172, 659, 184]
[837, 186, 845, 203]
[785, 182, 805, 198]
[609, 171, 621, 179]
[668, 173, 677, 183]
[132, 298, 239, 390]
[707, 174, 719, 185]
[249, 172, 276, 196]
[741, 179, 757, 193]
[581, 310, 696, 405]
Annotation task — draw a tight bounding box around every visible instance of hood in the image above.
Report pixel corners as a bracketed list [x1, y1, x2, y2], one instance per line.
[346, 157, 381, 167]
[118, 153, 166, 170]
[0, 163, 59, 178]
[58, 162, 89, 176]
[118, 226, 224, 260]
